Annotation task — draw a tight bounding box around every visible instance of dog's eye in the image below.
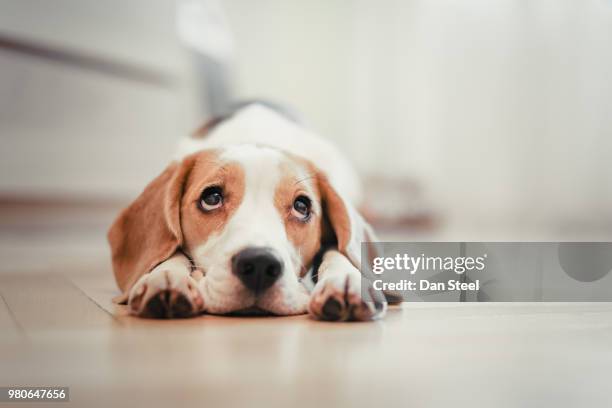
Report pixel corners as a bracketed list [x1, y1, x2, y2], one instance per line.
[200, 186, 223, 211]
[292, 195, 311, 220]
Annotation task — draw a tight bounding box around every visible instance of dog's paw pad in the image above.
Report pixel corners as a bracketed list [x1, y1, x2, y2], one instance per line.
[321, 297, 345, 321]
[143, 290, 195, 319]
[127, 269, 204, 318]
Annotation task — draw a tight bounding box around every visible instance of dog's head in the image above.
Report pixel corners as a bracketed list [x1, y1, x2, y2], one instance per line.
[108, 144, 376, 315]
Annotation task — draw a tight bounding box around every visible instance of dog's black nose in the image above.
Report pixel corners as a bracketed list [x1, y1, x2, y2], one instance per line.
[232, 247, 283, 293]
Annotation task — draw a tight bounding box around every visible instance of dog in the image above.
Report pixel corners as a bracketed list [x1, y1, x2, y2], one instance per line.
[108, 102, 386, 321]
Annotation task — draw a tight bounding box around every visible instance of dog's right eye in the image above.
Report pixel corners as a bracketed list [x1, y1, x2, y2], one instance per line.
[199, 186, 223, 211]
[292, 195, 312, 221]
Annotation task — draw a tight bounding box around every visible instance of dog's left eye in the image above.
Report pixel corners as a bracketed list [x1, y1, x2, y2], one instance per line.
[292, 195, 311, 220]
[200, 186, 223, 211]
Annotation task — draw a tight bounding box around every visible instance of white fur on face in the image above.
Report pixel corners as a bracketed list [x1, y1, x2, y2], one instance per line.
[192, 145, 310, 315]
[175, 104, 362, 204]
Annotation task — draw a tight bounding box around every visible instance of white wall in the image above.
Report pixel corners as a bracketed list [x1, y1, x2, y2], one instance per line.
[224, 0, 612, 228]
[0, 0, 203, 198]
[1, 0, 611, 231]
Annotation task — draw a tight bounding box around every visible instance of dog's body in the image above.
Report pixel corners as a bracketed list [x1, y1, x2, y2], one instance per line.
[108, 104, 386, 321]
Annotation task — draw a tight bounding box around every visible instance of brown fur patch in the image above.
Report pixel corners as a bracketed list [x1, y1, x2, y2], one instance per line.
[180, 152, 245, 255]
[316, 171, 352, 252]
[108, 155, 198, 295]
[275, 154, 360, 272]
[274, 159, 323, 276]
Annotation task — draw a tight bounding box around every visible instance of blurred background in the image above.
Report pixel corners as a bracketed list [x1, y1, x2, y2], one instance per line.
[1, 0, 612, 250]
[1, 5, 610, 406]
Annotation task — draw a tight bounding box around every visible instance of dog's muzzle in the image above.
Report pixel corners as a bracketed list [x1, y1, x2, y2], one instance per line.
[232, 247, 283, 294]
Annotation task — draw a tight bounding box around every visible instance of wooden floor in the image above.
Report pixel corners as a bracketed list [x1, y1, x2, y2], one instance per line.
[1, 204, 611, 408]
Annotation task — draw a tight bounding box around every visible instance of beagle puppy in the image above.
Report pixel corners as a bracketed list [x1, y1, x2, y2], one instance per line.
[108, 103, 386, 321]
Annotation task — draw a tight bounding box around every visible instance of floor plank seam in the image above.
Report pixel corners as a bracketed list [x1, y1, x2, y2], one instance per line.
[0, 290, 26, 335]
[60, 273, 124, 325]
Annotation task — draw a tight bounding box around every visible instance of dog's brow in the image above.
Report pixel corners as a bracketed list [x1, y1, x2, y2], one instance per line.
[294, 174, 316, 186]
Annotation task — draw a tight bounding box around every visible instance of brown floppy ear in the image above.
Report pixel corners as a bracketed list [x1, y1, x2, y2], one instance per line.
[317, 173, 381, 271]
[107, 157, 195, 302]
[318, 173, 403, 304]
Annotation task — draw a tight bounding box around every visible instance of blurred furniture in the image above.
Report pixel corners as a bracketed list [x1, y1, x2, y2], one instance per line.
[0, 0, 213, 200]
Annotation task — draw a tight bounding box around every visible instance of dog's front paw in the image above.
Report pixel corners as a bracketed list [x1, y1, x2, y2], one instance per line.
[308, 273, 386, 321]
[128, 268, 204, 318]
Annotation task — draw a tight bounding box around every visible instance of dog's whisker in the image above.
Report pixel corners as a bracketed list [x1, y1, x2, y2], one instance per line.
[294, 174, 316, 186]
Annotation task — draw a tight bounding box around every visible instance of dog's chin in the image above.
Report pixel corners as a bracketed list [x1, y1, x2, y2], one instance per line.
[216, 294, 310, 317]
[227, 306, 276, 316]
[203, 279, 310, 316]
